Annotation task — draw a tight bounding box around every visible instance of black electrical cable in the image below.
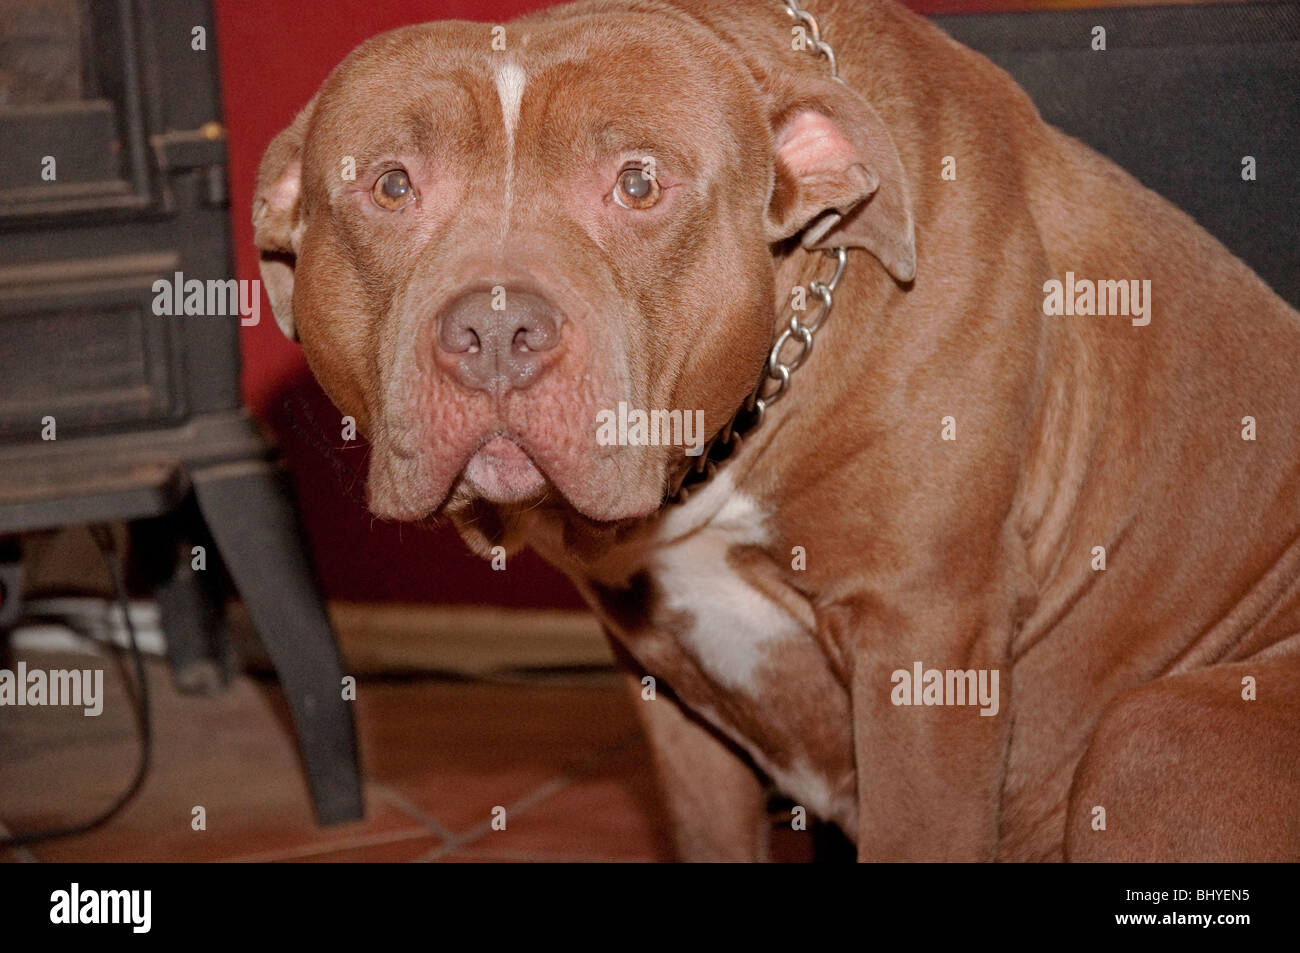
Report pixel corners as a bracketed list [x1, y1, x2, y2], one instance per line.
[0, 525, 153, 849]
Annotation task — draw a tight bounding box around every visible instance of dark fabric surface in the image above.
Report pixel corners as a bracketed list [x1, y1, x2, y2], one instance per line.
[936, 2, 1300, 308]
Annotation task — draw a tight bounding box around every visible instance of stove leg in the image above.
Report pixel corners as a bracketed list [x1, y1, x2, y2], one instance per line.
[0, 538, 22, 668]
[192, 462, 363, 825]
[130, 504, 231, 695]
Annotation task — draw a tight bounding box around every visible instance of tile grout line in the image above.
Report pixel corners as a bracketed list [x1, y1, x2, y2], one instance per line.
[370, 782, 457, 841]
[413, 732, 641, 863]
[414, 774, 574, 862]
[221, 825, 438, 863]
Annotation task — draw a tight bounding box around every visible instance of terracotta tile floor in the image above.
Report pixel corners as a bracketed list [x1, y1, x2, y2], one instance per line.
[0, 646, 678, 862]
[1, 647, 827, 862]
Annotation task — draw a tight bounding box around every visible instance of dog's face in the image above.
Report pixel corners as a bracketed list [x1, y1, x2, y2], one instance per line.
[253, 8, 914, 534]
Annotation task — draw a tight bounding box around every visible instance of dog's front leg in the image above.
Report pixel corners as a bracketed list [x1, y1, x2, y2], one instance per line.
[618, 670, 770, 862]
[835, 596, 1015, 862]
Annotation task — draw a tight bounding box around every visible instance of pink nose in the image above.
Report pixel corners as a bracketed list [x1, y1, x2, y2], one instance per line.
[435, 289, 561, 394]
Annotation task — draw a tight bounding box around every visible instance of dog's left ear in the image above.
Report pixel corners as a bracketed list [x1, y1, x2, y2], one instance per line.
[765, 76, 916, 282]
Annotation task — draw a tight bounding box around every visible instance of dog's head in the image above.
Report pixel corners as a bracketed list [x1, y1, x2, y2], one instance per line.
[253, 1, 913, 538]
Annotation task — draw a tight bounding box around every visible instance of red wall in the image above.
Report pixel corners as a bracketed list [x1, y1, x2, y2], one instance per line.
[212, 0, 1127, 604]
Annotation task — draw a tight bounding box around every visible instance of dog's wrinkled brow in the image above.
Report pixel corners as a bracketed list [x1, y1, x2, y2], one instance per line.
[590, 121, 693, 169]
[314, 74, 488, 176]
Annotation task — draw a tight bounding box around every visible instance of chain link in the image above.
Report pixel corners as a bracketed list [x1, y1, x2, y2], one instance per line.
[667, 0, 849, 504]
[784, 0, 839, 80]
[750, 245, 846, 414]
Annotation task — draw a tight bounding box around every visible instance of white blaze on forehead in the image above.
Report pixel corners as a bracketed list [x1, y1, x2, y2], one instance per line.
[495, 60, 526, 152]
[494, 60, 526, 224]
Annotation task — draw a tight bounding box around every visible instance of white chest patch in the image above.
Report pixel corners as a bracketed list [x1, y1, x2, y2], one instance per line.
[650, 470, 807, 696]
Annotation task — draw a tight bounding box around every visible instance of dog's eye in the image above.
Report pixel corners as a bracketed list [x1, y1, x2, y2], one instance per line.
[613, 165, 661, 210]
[373, 169, 415, 210]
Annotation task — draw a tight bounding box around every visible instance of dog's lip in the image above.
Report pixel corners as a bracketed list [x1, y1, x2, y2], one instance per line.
[477, 432, 534, 466]
[462, 432, 549, 502]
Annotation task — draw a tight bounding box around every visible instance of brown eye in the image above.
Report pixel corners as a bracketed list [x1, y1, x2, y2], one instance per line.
[613, 165, 661, 210]
[373, 169, 414, 210]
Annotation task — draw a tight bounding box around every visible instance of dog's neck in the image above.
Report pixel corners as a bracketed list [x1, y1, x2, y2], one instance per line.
[663, 0, 850, 506]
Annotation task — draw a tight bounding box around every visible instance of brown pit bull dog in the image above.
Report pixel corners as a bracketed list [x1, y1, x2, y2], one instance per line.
[253, 0, 1300, 861]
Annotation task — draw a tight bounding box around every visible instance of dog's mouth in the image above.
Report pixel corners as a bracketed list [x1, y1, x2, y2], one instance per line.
[371, 380, 676, 526]
[461, 433, 549, 504]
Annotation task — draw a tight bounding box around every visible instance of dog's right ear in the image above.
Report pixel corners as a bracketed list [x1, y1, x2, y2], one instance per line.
[764, 74, 916, 283]
[252, 97, 317, 341]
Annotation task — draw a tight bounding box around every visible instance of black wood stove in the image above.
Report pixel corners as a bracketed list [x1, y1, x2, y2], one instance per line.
[0, 0, 362, 826]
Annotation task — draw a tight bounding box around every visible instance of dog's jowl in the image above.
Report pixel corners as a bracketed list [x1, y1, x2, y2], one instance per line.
[254, 0, 1300, 861]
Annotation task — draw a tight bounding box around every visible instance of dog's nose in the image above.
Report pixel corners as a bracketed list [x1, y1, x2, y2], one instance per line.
[435, 289, 561, 393]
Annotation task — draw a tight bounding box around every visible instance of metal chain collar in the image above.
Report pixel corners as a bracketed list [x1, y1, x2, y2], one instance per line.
[666, 0, 849, 505]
